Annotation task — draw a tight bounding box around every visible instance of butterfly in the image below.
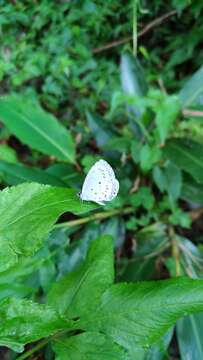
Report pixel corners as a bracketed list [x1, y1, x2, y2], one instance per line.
[79, 159, 119, 205]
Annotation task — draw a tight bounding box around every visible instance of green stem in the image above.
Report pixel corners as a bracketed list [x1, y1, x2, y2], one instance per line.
[17, 337, 50, 360]
[133, 0, 137, 57]
[54, 207, 134, 229]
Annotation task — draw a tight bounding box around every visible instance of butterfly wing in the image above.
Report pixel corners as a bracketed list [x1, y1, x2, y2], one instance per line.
[80, 160, 119, 205]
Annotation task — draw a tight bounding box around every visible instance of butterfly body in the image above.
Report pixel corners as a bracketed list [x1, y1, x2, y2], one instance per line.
[80, 159, 119, 205]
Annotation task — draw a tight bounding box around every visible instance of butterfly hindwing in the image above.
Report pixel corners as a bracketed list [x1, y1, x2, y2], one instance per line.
[80, 160, 119, 205]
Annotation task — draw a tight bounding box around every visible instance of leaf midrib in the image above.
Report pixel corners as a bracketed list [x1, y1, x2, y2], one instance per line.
[1, 104, 73, 162]
[0, 198, 76, 229]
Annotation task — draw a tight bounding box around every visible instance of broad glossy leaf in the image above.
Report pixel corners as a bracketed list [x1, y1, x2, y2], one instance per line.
[0, 95, 75, 162]
[164, 138, 203, 184]
[0, 183, 97, 272]
[179, 66, 203, 106]
[53, 332, 127, 360]
[0, 161, 66, 186]
[47, 235, 114, 318]
[0, 297, 70, 352]
[81, 278, 203, 351]
[177, 312, 203, 360]
[129, 328, 173, 360]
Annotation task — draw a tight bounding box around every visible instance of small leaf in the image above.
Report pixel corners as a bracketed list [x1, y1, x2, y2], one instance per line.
[47, 236, 114, 318]
[0, 183, 97, 272]
[140, 144, 161, 172]
[53, 332, 127, 360]
[0, 95, 75, 163]
[0, 297, 70, 352]
[155, 95, 180, 145]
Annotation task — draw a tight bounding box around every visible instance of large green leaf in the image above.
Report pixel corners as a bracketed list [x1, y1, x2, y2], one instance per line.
[47, 235, 114, 318]
[179, 66, 203, 107]
[53, 332, 127, 360]
[0, 161, 66, 186]
[181, 174, 203, 205]
[0, 95, 75, 163]
[80, 278, 203, 352]
[0, 297, 70, 352]
[177, 311, 203, 359]
[86, 111, 115, 148]
[164, 138, 203, 184]
[120, 53, 147, 137]
[153, 162, 182, 203]
[0, 183, 97, 272]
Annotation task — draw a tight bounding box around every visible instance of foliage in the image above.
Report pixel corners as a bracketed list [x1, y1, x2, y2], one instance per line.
[0, 0, 203, 359]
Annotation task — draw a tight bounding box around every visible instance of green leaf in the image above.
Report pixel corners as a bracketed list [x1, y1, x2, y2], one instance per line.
[177, 313, 203, 360]
[0, 95, 75, 163]
[121, 53, 147, 101]
[181, 174, 203, 205]
[0, 161, 67, 186]
[0, 144, 18, 164]
[120, 53, 147, 137]
[164, 138, 203, 184]
[130, 187, 155, 210]
[53, 332, 127, 360]
[140, 144, 161, 172]
[47, 235, 114, 318]
[80, 278, 203, 352]
[0, 183, 97, 272]
[153, 162, 182, 202]
[86, 111, 115, 147]
[179, 66, 203, 107]
[0, 297, 70, 352]
[155, 95, 180, 145]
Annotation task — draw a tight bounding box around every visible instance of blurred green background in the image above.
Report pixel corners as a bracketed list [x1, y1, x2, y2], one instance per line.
[1, 0, 203, 359]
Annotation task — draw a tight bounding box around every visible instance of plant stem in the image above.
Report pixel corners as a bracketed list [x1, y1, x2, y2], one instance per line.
[17, 337, 50, 360]
[54, 207, 134, 229]
[133, 0, 137, 57]
[170, 227, 181, 277]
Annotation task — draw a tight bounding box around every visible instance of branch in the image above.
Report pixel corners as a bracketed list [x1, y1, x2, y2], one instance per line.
[54, 206, 134, 229]
[93, 10, 177, 54]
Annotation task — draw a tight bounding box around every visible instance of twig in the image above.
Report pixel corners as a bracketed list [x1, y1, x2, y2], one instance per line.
[54, 206, 134, 229]
[182, 109, 203, 118]
[17, 337, 51, 360]
[169, 227, 181, 277]
[93, 10, 177, 54]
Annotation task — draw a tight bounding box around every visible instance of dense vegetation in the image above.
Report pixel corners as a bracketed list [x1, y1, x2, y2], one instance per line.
[0, 1, 203, 359]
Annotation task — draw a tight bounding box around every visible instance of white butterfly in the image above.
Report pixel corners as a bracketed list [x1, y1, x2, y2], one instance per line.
[79, 159, 119, 205]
